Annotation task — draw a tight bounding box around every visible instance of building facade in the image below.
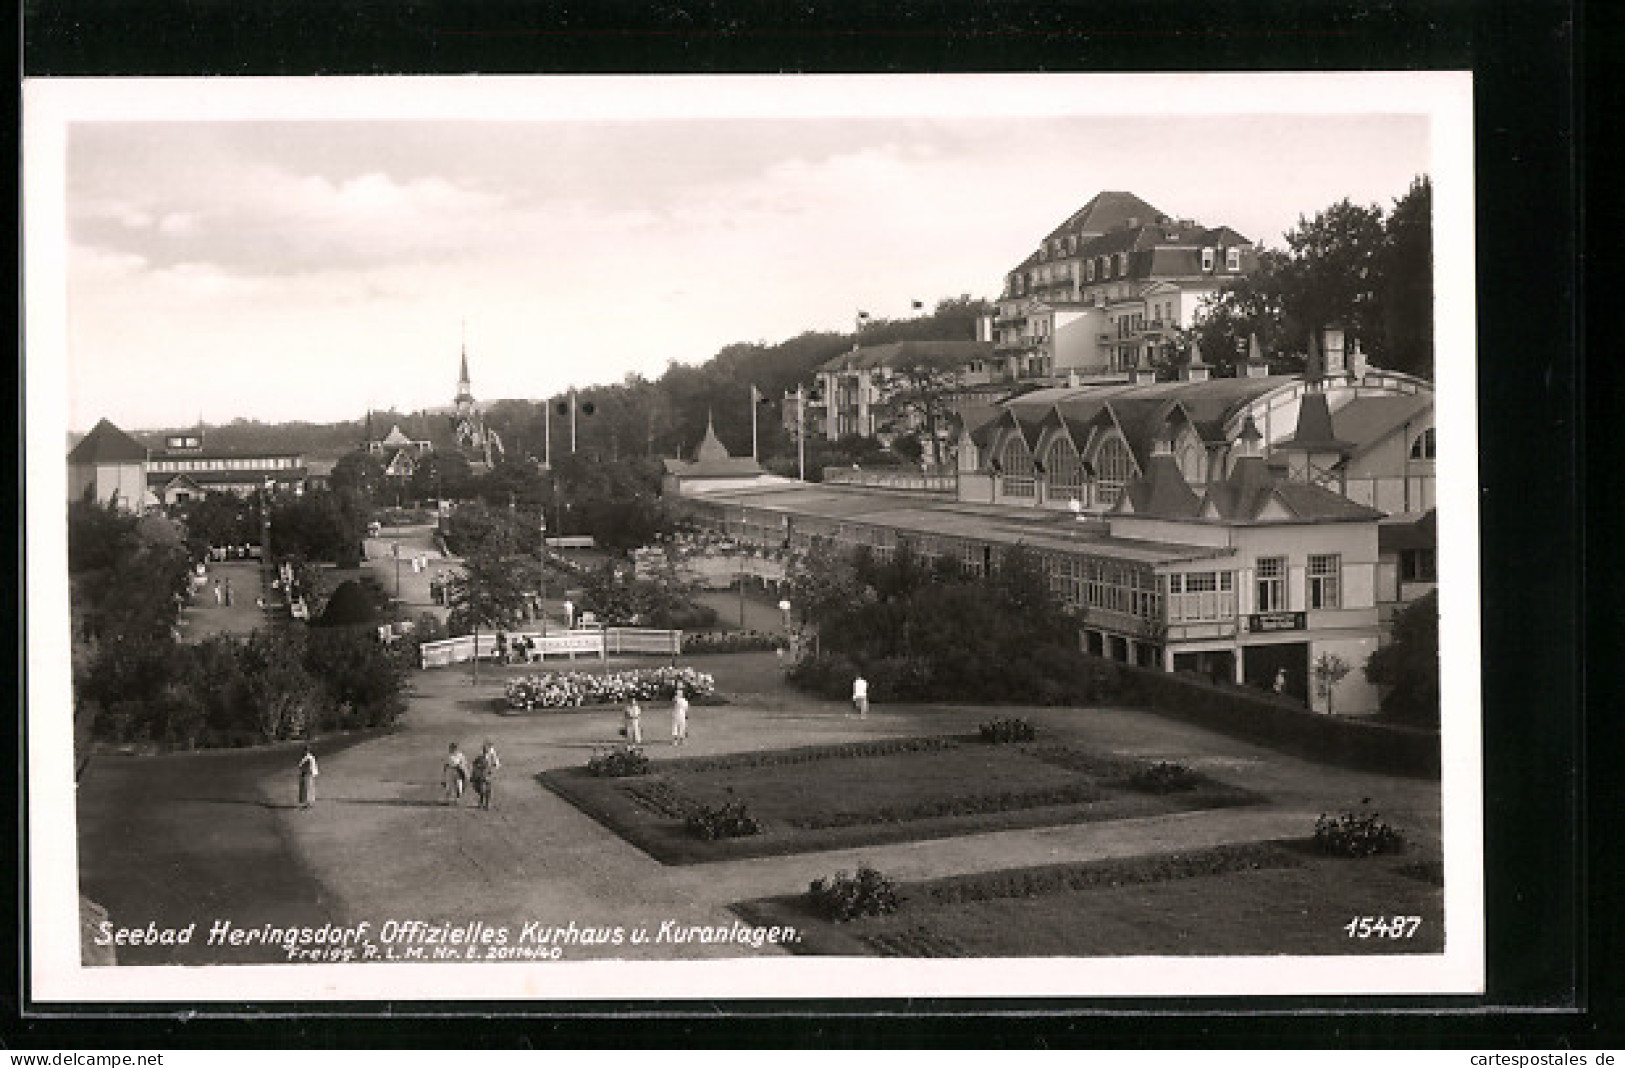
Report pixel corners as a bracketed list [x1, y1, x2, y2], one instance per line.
[994, 191, 1258, 381]
[144, 432, 307, 505]
[67, 419, 150, 511]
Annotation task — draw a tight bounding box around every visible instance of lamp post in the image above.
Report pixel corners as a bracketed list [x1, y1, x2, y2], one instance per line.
[392, 539, 401, 600]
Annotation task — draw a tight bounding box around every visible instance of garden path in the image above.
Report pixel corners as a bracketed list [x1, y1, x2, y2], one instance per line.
[264, 655, 1442, 963]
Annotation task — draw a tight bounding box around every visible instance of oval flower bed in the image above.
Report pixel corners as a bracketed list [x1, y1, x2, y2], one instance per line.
[506, 666, 716, 710]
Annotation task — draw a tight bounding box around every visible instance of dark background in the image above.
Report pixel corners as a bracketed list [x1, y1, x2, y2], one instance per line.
[14, 0, 1603, 1049]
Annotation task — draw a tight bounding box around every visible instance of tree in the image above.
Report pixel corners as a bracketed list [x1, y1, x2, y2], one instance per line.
[330, 449, 387, 501]
[1364, 590, 1439, 725]
[1312, 652, 1353, 715]
[410, 451, 475, 503]
[239, 628, 321, 741]
[269, 488, 366, 566]
[1180, 249, 1293, 376]
[1378, 175, 1434, 379]
[1277, 197, 1387, 351]
[444, 525, 542, 685]
[870, 358, 963, 466]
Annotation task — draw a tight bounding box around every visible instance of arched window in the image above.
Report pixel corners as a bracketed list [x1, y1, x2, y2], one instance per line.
[1409, 426, 1436, 460]
[1175, 430, 1206, 485]
[1093, 435, 1135, 507]
[1046, 436, 1086, 499]
[1000, 436, 1036, 498]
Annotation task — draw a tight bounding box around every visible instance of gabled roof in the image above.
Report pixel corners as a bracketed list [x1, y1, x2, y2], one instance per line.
[381, 424, 414, 447]
[68, 419, 148, 464]
[1268, 482, 1386, 521]
[1118, 454, 1202, 518]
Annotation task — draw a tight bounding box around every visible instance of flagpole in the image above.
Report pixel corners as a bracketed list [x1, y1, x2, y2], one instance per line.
[797, 385, 806, 482]
[750, 384, 759, 461]
[570, 388, 577, 454]
[544, 397, 552, 468]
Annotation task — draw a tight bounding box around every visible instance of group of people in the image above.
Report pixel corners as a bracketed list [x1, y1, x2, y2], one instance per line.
[443, 740, 502, 810]
[493, 632, 537, 665]
[622, 686, 689, 746]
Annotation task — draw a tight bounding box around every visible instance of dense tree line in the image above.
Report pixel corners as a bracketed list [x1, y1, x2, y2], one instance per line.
[1180, 176, 1434, 380]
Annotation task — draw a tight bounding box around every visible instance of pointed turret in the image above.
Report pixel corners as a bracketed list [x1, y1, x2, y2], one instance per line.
[1180, 340, 1211, 382]
[1244, 333, 1271, 378]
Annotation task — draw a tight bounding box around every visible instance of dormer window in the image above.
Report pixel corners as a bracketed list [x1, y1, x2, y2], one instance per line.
[1201, 247, 1216, 272]
[1225, 247, 1241, 271]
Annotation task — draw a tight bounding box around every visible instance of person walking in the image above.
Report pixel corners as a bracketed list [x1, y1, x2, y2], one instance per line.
[472, 741, 501, 810]
[443, 742, 469, 804]
[851, 674, 869, 718]
[624, 699, 643, 745]
[224, 578, 234, 607]
[670, 686, 689, 746]
[212, 579, 223, 607]
[296, 746, 319, 809]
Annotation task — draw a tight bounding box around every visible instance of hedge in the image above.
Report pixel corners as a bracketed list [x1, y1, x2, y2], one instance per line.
[1093, 654, 1440, 778]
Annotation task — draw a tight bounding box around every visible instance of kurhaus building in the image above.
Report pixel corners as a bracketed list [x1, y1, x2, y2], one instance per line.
[670, 333, 1435, 716]
[68, 419, 309, 510]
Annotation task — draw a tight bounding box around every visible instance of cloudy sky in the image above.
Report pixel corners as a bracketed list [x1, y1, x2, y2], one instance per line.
[39, 76, 1444, 432]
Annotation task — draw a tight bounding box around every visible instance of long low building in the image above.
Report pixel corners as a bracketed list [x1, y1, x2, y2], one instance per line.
[669, 353, 1437, 717]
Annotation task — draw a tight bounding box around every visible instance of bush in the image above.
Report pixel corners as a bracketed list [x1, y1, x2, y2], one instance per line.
[587, 745, 652, 778]
[808, 865, 901, 922]
[649, 603, 720, 631]
[1127, 761, 1200, 793]
[1313, 800, 1406, 857]
[978, 717, 1037, 743]
[686, 795, 763, 840]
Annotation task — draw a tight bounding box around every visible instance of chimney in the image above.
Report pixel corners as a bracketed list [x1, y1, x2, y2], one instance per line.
[1350, 337, 1369, 380]
[1180, 340, 1211, 383]
[1321, 324, 1348, 378]
[1066, 369, 1080, 388]
[976, 314, 995, 343]
[1244, 333, 1271, 378]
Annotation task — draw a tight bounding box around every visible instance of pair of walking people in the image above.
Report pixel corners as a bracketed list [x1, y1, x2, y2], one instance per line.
[622, 687, 690, 746]
[443, 740, 501, 809]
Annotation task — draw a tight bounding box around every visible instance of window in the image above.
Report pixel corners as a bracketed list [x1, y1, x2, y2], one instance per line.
[1226, 247, 1241, 271]
[1410, 427, 1436, 460]
[1093, 435, 1135, 507]
[1046, 436, 1085, 498]
[1308, 554, 1341, 609]
[1000, 437, 1036, 498]
[1086, 260, 1096, 281]
[1117, 252, 1128, 277]
[1255, 556, 1287, 612]
[1201, 247, 1216, 272]
[1167, 570, 1236, 622]
[1401, 547, 1438, 583]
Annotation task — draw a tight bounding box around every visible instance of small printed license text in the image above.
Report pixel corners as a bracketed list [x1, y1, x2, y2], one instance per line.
[1343, 916, 1422, 939]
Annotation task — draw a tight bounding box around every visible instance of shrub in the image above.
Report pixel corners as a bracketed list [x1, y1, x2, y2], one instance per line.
[977, 717, 1037, 743]
[807, 865, 901, 922]
[1127, 760, 1200, 793]
[506, 666, 716, 709]
[1313, 800, 1406, 857]
[686, 795, 763, 840]
[587, 745, 652, 778]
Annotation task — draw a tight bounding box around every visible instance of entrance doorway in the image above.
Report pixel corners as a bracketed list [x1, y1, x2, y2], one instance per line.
[1244, 642, 1309, 703]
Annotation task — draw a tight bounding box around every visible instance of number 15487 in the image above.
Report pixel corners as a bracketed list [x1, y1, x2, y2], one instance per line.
[1345, 916, 1422, 938]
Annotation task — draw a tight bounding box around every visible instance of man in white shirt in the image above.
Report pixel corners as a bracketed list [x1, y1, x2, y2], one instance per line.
[851, 675, 869, 718]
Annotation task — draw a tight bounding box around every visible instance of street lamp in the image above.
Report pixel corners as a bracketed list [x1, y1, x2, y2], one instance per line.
[392, 538, 402, 599]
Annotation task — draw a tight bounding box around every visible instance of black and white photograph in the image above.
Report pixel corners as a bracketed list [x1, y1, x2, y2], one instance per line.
[23, 72, 1483, 1003]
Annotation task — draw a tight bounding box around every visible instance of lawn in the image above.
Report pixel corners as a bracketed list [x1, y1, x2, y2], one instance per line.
[734, 841, 1446, 957]
[539, 736, 1262, 865]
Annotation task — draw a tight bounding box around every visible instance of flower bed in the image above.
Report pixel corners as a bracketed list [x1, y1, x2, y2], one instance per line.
[682, 630, 788, 655]
[506, 666, 716, 710]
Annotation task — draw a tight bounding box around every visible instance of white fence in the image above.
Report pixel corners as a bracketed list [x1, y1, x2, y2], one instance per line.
[418, 627, 682, 669]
